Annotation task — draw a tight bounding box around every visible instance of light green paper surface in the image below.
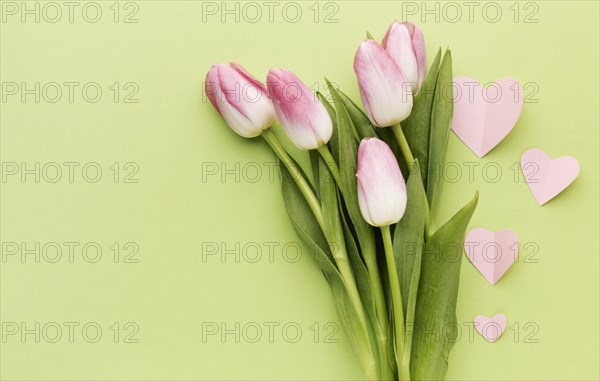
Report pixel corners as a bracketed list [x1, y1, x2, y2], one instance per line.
[1, 1, 598, 380]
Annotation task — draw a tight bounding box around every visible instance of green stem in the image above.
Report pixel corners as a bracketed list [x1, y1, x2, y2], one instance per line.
[316, 149, 380, 380]
[377, 335, 395, 381]
[381, 225, 410, 381]
[391, 123, 415, 170]
[262, 130, 325, 231]
[317, 143, 393, 379]
[363, 253, 389, 331]
[317, 145, 388, 326]
[315, 145, 366, 329]
[326, 236, 370, 354]
[263, 134, 380, 379]
[363, 248, 394, 379]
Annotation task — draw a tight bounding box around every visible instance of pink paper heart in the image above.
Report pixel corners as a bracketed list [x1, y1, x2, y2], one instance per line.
[465, 228, 518, 285]
[474, 314, 507, 343]
[451, 77, 523, 158]
[521, 149, 580, 205]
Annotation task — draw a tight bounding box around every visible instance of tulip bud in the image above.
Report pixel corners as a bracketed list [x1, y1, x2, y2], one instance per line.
[382, 21, 426, 92]
[356, 138, 407, 227]
[267, 69, 333, 150]
[354, 40, 413, 128]
[205, 62, 276, 138]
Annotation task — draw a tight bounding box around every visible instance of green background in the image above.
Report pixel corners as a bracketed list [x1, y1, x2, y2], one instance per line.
[1, 1, 598, 380]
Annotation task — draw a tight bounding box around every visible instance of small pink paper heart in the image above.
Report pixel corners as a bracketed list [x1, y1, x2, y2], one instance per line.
[465, 228, 518, 285]
[474, 314, 507, 343]
[452, 77, 523, 158]
[521, 148, 580, 205]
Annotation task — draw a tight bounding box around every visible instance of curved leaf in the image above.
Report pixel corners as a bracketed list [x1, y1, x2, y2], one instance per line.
[403, 48, 442, 185]
[280, 160, 378, 380]
[317, 91, 339, 162]
[393, 160, 427, 317]
[326, 82, 377, 141]
[324, 80, 377, 259]
[411, 192, 478, 381]
[427, 49, 454, 230]
[280, 160, 333, 266]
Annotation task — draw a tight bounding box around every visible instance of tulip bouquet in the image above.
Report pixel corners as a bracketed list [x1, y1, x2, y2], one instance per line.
[205, 21, 478, 381]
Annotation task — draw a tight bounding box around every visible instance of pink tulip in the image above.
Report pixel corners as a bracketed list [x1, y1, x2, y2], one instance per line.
[267, 69, 332, 150]
[382, 21, 427, 91]
[356, 138, 407, 227]
[205, 62, 276, 138]
[354, 40, 413, 128]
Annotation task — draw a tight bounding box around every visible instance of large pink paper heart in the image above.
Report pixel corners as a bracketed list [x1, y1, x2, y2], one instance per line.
[521, 149, 580, 205]
[464, 228, 518, 285]
[474, 314, 507, 343]
[451, 77, 523, 158]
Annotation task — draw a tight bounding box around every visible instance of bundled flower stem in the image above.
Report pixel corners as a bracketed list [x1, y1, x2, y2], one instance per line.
[205, 20, 478, 381]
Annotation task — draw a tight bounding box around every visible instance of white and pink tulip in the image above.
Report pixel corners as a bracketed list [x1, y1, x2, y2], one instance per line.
[354, 40, 413, 128]
[205, 62, 276, 138]
[382, 21, 427, 92]
[267, 68, 332, 150]
[356, 138, 407, 227]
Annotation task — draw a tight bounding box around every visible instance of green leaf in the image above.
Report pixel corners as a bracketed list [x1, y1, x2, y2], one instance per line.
[317, 148, 344, 252]
[309, 151, 321, 201]
[323, 82, 391, 378]
[411, 192, 479, 381]
[393, 160, 427, 374]
[316, 149, 376, 349]
[322, 271, 379, 380]
[279, 160, 378, 380]
[403, 48, 442, 185]
[318, 90, 336, 119]
[393, 160, 427, 317]
[317, 91, 339, 162]
[324, 81, 377, 260]
[339, 196, 381, 348]
[366, 30, 375, 40]
[280, 160, 333, 265]
[427, 49, 454, 229]
[325, 79, 377, 141]
[316, 91, 338, 192]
